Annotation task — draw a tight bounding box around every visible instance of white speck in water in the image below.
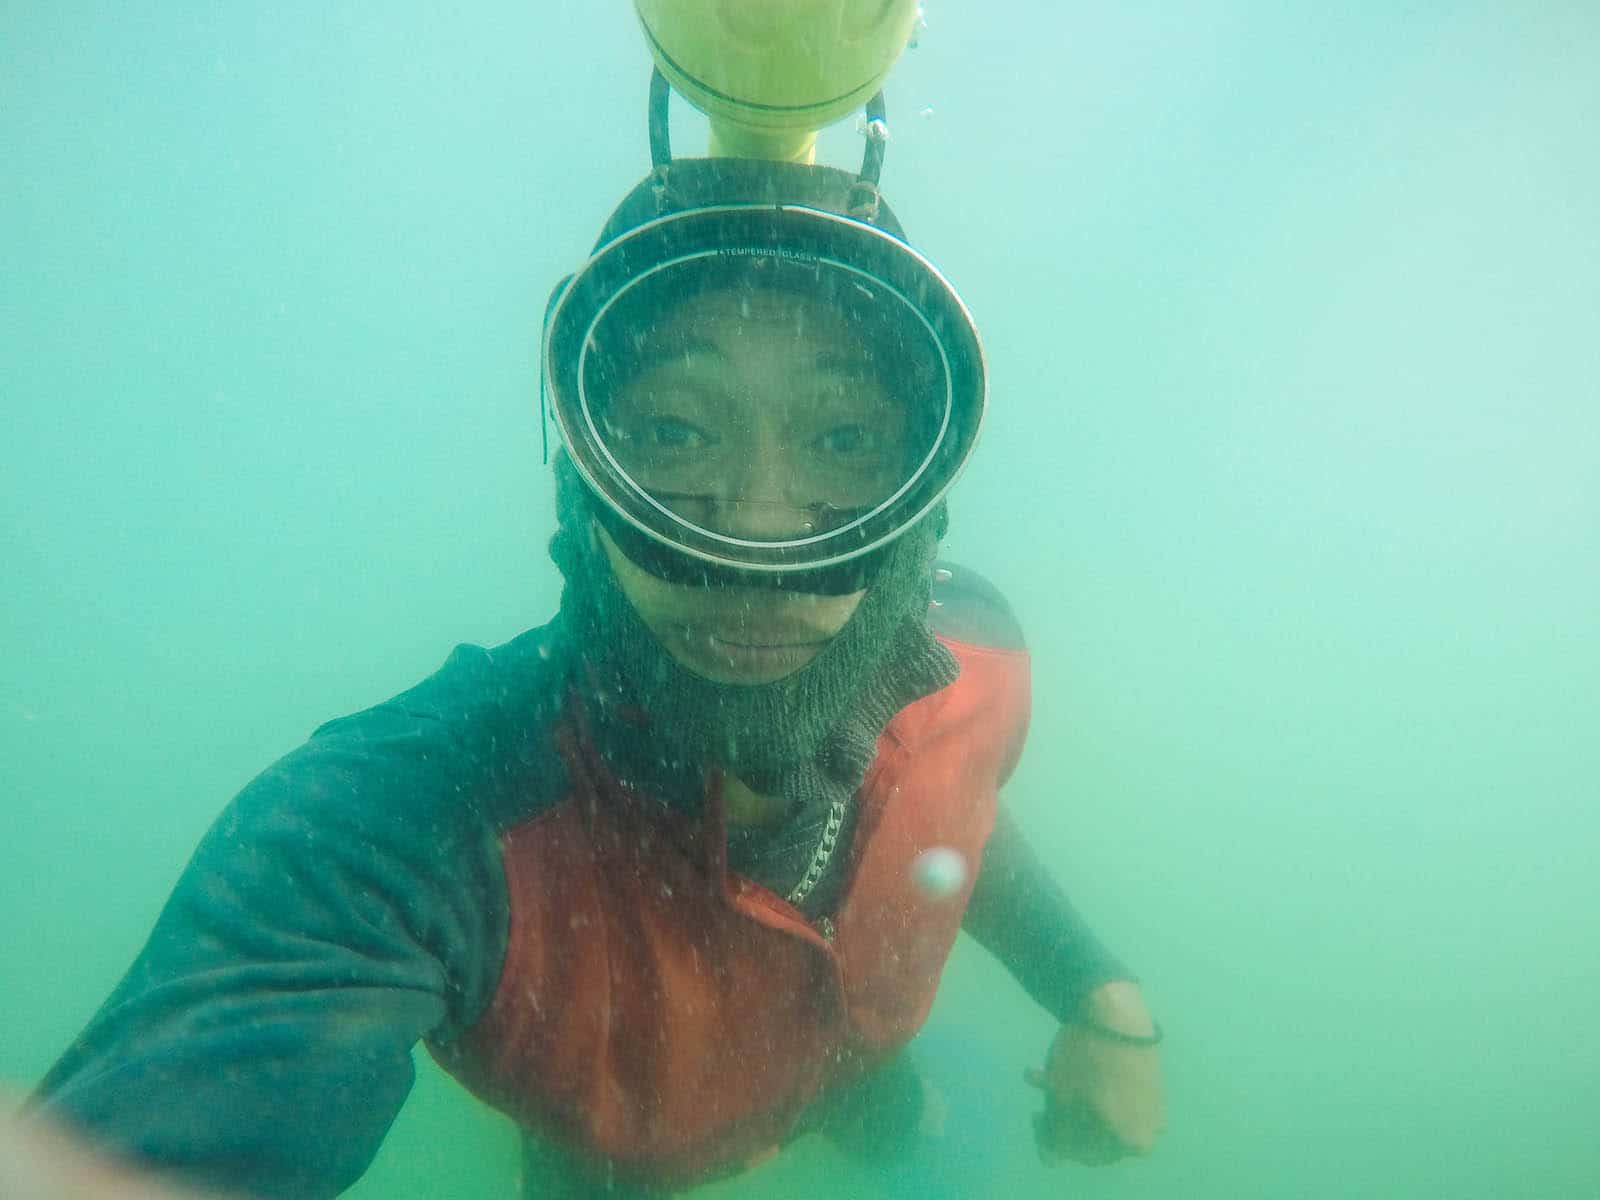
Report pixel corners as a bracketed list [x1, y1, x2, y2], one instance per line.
[910, 846, 967, 900]
[919, 105, 936, 119]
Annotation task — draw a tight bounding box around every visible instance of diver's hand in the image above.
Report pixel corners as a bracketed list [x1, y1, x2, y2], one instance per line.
[1023, 980, 1165, 1166]
[0, 1104, 224, 1200]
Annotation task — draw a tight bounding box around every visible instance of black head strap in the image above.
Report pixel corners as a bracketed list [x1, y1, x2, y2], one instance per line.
[645, 66, 888, 218]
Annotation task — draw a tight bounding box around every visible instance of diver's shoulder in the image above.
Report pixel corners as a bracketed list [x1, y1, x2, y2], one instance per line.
[306, 621, 570, 760]
[298, 621, 571, 830]
[928, 561, 1026, 652]
[378, 623, 568, 721]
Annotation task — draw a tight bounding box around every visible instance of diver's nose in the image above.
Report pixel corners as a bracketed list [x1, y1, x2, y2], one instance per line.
[714, 432, 810, 540]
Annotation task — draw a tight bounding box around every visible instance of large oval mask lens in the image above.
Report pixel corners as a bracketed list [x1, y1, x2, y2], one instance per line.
[546, 203, 985, 578]
[578, 253, 947, 550]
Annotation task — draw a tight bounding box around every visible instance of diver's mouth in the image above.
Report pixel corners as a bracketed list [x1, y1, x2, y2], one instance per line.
[672, 627, 830, 682]
[705, 632, 829, 650]
[682, 618, 837, 648]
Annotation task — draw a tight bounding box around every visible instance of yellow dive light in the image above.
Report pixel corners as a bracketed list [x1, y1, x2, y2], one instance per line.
[632, 0, 921, 162]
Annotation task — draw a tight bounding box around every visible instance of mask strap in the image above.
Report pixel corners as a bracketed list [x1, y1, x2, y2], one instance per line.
[647, 68, 673, 213]
[648, 67, 673, 168]
[539, 274, 573, 465]
[849, 91, 888, 221]
[646, 68, 890, 223]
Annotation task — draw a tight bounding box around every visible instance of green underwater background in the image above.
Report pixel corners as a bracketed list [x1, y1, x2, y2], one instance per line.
[4, 2, 1597, 1196]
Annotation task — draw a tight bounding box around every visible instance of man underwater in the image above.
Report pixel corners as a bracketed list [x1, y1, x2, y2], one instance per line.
[30, 85, 1165, 1200]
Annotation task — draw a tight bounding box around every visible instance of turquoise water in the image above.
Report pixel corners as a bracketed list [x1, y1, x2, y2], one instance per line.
[4, 3, 1597, 1196]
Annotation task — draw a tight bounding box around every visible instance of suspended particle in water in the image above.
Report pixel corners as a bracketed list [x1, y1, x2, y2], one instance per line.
[919, 105, 936, 120]
[910, 846, 967, 900]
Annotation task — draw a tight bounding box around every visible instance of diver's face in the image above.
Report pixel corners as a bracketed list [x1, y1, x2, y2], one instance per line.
[599, 287, 889, 684]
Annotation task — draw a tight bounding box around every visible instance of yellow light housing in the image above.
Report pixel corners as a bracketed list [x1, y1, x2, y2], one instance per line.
[633, 0, 920, 162]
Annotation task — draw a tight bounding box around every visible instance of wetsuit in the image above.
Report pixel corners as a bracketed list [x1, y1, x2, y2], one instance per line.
[32, 564, 1129, 1198]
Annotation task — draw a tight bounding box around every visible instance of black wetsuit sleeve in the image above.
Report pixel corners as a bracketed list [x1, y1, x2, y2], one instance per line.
[962, 806, 1134, 1025]
[928, 563, 1135, 1023]
[28, 641, 552, 1200]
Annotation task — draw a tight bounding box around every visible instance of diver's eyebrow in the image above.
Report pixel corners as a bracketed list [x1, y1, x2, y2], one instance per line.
[627, 335, 727, 378]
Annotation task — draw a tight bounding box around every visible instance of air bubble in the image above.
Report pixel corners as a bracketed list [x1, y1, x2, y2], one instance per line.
[911, 846, 967, 900]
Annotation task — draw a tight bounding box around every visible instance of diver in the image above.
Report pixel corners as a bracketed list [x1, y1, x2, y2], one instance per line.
[24, 19, 1165, 1200]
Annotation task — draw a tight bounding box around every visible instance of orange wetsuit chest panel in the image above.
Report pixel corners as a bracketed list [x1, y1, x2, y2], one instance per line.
[430, 636, 1028, 1188]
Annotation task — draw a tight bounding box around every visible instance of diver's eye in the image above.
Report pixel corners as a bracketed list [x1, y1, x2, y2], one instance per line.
[814, 424, 878, 456]
[641, 417, 713, 451]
